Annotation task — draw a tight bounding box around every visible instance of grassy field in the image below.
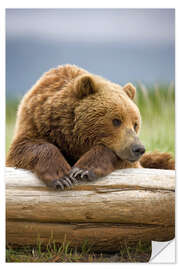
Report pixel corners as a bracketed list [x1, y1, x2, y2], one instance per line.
[6, 83, 175, 262]
[136, 83, 175, 155]
[6, 240, 152, 263]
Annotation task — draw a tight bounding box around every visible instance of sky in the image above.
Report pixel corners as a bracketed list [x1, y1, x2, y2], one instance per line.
[6, 9, 175, 97]
[6, 9, 174, 44]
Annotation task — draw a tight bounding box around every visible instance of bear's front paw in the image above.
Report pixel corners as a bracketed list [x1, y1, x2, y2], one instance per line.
[69, 167, 97, 182]
[51, 167, 97, 190]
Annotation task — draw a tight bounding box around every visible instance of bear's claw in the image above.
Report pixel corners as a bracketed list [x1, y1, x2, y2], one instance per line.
[69, 167, 89, 180]
[52, 176, 75, 190]
[61, 176, 72, 187]
[52, 179, 65, 190]
[69, 167, 96, 181]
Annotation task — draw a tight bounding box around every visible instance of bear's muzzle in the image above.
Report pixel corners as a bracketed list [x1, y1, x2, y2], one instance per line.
[115, 129, 146, 162]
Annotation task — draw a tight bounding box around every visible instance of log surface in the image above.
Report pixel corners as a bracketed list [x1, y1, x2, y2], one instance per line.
[6, 167, 175, 251]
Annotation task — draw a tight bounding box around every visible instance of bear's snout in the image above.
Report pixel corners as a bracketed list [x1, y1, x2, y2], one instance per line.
[115, 137, 146, 162]
[131, 144, 146, 157]
[126, 143, 145, 162]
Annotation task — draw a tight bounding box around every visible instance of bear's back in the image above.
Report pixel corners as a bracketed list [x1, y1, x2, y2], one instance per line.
[29, 64, 87, 97]
[13, 65, 87, 140]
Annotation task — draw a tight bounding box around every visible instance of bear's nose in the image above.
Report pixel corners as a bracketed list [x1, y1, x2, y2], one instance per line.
[131, 144, 146, 156]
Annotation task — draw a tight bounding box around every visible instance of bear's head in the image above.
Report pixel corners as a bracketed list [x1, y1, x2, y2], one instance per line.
[72, 74, 145, 162]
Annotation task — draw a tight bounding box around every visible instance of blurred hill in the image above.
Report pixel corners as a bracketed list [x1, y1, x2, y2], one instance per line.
[6, 38, 174, 98]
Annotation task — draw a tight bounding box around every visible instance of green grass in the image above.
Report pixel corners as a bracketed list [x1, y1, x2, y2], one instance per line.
[6, 240, 151, 263]
[136, 83, 175, 155]
[6, 83, 175, 262]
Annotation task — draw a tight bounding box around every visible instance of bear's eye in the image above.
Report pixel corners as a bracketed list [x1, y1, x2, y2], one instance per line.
[134, 123, 138, 131]
[112, 119, 122, 127]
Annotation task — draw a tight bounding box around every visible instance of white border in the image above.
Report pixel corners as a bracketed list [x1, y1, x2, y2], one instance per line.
[0, 7, 5, 265]
[0, 0, 178, 8]
[151, 240, 175, 263]
[1, 0, 179, 268]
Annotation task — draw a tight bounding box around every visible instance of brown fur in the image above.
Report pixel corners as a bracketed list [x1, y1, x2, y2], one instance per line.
[6, 65, 174, 189]
[140, 151, 175, 170]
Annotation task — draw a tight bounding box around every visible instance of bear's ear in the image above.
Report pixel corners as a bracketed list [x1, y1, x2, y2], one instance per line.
[122, 83, 136, 100]
[74, 75, 96, 99]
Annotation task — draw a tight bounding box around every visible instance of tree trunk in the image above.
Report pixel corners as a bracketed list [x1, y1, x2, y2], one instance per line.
[6, 167, 175, 252]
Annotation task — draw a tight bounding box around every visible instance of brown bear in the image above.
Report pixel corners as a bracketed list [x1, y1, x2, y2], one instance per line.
[6, 65, 174, 190]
